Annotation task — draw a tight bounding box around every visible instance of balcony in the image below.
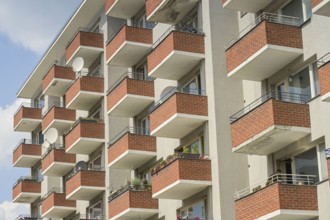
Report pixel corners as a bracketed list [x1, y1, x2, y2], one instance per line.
[312, 0, 330, 16]
[107, 72, 154, 117]
[108, 185, 158, 220]
[230, 92, 311, 155]
[65, 75, 104, 111]
[222, 0, 273, 13]
[13, 139, 41, 168]
[15, 215, 39, 220]
[106, 22, 153, 67]
[151, 154, 211, 199]
[225, 13, 303, 81]
[42, 64, 75, 97]
[108, 127, 156, 169]
[69, 214, 104, 220]
[42, 146, 76, 176]
[42, 103, 76, 134]
[41, 188, 76, 219]
[148, 28, 205, 80]
[149, 89, 208, 139]
[235, 174, 318, 220]
[65, 30, 103, 67]
[65, 118, 105, 155]
[12, 177, 41, 203]
[14, 103, 42, 132]
[106, 0, 145, 19]
[146, 0, 199, 24]
[66, 169, 105, 200]
[317, 53, 330, 101]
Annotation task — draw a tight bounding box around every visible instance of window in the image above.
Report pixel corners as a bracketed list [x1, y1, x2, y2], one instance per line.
[140, 117, 150, 135]
[89, 156, 102, 170]
[178, 200, 206, 220]
[182, 136, 204, 155]
[183, 75, 201, 95]
[38, 131, 44, 145]
[294, 147, 319, 183]
[289, 66, 311, 100]
[88, 201, 102, 219]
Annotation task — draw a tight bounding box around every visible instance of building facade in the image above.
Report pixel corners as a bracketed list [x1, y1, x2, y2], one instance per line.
[11, 0, 330, 220]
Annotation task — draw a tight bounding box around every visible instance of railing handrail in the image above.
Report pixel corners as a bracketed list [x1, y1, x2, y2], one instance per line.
[317, 52, 330, 68]
[66, 27, 103, 49]
[65, 117, 104, 136]
[65, 71, 104, 93]
[42, 100, 65, 117]
[14, 102, 44, 116]
[13, 176, 40, 188]
[234, 173, 316, 200]
[13, 139, 40, 152]
[66, 165, 105, 181]
[108, 126, 150, 146]
[149, 87, 206, 113]
[225, 12, 302, 50]
[106, 71, 153, 95]
[41, 61, 67, 80]
[229, 91, 309, 123]
[41, 144, 65, 159]
[41, 187, 64, 201]
[72, 214, 103, 220]
[15, 214, 40, 220]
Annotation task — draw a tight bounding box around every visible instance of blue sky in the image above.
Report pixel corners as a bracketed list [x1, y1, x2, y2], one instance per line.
[0, 1, 82, 219]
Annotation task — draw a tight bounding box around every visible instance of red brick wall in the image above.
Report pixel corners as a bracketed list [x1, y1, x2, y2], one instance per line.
[65, 121, 105, 150]
[146, 0, 162, 17]
[318, 62, 330, 96]
[109, 190, 158, 218]
[66, 31, 103, 62]
[106, 26, 152, 62]
[150, 93, 208, 132]
[66, 170, 105, 196]
[231, 99, 310, 148]
[42, 148, 76, 173]
[311, 0, 323, 8]
[147, 31, 205, 73]
[105, 0, 115, 12]
[225, 20, 303, 74]
[65, 76, 104, 106]
[42, 107, 76, 132]
[12, 181, 41, 200]
[42, 192, 76, 214]
[152, 158, 211, 195]
[42, 65, 75, 92]
[14, 107, 42, 129]
[235, 183, 318, 220]
[108, 133, 156, 165]
[13, 143, 41, 165]
[107, 78, 154, 112]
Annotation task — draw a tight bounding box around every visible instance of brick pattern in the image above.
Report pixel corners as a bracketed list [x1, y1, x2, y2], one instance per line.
[108, 133, 156, 165]
[235, 183, 318, 220]
[42, 106, 76, 132]
[150, 93, 208, 132]
[42, 192, 76, 215]
[311, 0, 323, 8]
[105, 0, 116, 12]
[231, 99, 310, 148]
[225, 20, 303, 73]
[318, 62, 330, 96]
[66, 170, 105, 196]
[42, 65, 75, 92]
[146, 0, 162, 17]
[109, 190, 158, 218]
[41, 148, 76, 173]
[66, 31, 103, 62]
[12, 181, 41, 200]
[65, 76, 104, 106]
[106, 26, 152, 62]
[107, 78, 154, 112]
[14, 107, 42, 129]
[152, 158, 211, 195]
[13, 143, 41, 165]
[147, 31, 205, 73]
[65, 121, 105, 151]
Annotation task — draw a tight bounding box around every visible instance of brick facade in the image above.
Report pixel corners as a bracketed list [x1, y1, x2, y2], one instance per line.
[13, 143, 41, 165]
[14, 106, 41, 129]
[109, 190, 158, 218]
[150, 93, 208, 132]
[318, 62, 330, 96]
[107, 78, 154, 112]
[235, 183, 318, 220]
[231, 99, 310, 148]
[42, 192, 76, 215]
[42, 106, 76, 132]
[152, 158, 211, 195]
[41, 148, 76, 173]
[108, 133, 156, 165]
[42, 65, 75, 93]
[225, 20, 303, 74]
[147, 31, 205, 74]
[311, 0, 324, 8]
[65, 76, 104, 106]
[12, 181, 41, 200]
[146, 0, 163, 18]
[66, 31, 103, 62]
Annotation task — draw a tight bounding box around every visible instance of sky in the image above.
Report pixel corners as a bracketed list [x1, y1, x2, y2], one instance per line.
[0, 1, 82, 219]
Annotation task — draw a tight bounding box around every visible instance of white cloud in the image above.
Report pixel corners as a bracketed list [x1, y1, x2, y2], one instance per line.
[0, 0, 81, 54]
[0, 201, 28, 220]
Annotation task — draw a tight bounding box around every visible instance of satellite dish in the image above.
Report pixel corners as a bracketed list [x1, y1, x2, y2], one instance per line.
[45, 128, 58, 144]
[42, 141, 50, 149]
[75, 161, 87, 172]
[72, 57, 84, 73]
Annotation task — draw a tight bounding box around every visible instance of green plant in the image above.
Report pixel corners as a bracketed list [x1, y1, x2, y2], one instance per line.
[192, 145, 199, 154]
[183, 146, 189, 153]
[131, 178, 141, 186]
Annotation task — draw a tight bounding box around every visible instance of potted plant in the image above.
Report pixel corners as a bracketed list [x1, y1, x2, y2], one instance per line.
[131, 178, 141, 190]
[140, 178, 148, 190]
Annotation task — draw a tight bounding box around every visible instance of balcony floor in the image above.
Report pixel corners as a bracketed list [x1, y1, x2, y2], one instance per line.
[42, 162, 75, 177]
[14, 119, 42, 132]
[313, 0, 330, 17]
[13, 155, 41, 168]
[110, 208, 158, 220]
[107, 0, 145, 18]
[66, 91, 104, 111]
[43, 120, 75, 135]
[13, 192, 40, 203]
[66, 138, 105, 155]
[109, 150, 156, 169]
[257, 209, 318, 220]
[66, 47, 103, 67]
[43, 78, 73, 97]
[66, 186, 105, 201]
[42, 206, 76, 219]
[223, 0, 272, 13]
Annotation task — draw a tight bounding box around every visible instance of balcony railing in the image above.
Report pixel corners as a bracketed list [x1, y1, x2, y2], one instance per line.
[317, 52, 330, 68]
[13, 139, 40, 152]
[230, 91, 309, 123]
[108, 126, 150, 146]
[15, 215, 40, 220]
[41, 144, 64, 159]
[71, 214, 103, 220]
[42, 100, 64, 117]
[41, 187, 64, 201]
[14, 102, 43, 116]
[66, 165, 104, 181]
[13, 176, 40, 188]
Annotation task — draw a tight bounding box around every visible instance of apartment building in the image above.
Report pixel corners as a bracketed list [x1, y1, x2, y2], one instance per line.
[11, 0, 330, 220]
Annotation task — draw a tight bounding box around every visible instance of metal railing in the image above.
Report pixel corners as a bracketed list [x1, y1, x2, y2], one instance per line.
[65, 71, 104, 92]
[41, 144, 65, 159]
[317, 52, 330, 68]
[149, 87, 206, 113]
[13, 139, 39, 152]
[229, 91, 309, 123]
[66, 27, 103, 49]
[108, 126, 150, 146]
[41, 187, 64, 201]
[66, 164, 105, 181]
[71, 214, 103, 220]
[15, 215, 40, 220]
[12, 176, 39, 188]
[234, 173, 316, 200]
[42, 100, 65, 117]
[106, 71, 153, 95]
[14, 102, 44, 116]
[225, 12, 302, 50]
[65, 117, 104, 136]
[41, 61, 67, 80]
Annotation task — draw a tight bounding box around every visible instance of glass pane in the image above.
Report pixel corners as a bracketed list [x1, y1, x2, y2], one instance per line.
[313, 63, 320, 96]
[289, 67, 311, 101]
[193, 201, 205, 219]
[295, 147, 319, 183]
[319, 143, 328, 181]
